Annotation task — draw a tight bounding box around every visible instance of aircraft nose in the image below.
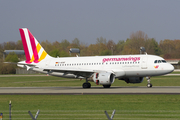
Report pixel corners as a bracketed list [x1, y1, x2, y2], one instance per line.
[168, 64, 174, 73]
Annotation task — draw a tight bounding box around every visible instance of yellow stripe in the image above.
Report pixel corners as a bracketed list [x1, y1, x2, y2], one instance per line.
[30, 55, 35, 62]
[36, 43, 41, 53]
[38, 51, 47, 61]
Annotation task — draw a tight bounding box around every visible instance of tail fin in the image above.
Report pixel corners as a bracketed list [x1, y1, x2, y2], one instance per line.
[19, 28, 51, 63]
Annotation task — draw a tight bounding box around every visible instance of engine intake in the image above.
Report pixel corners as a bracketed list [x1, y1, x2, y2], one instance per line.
[91, 72, 115, 85]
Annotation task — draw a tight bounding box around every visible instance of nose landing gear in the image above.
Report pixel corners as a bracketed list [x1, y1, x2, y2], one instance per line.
[146, 76, 152, 88]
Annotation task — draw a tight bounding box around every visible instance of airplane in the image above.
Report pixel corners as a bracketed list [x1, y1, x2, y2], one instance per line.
[17, 28, 174, 88]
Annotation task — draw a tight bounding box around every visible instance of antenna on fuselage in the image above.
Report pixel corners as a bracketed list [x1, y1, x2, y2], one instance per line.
[140, 47, 147, 55]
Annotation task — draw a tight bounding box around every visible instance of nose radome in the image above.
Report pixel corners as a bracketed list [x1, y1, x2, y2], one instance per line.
[169, 64, 174, 73]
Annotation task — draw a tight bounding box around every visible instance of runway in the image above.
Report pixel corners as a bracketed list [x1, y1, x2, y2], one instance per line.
[0, 86, 180, 95]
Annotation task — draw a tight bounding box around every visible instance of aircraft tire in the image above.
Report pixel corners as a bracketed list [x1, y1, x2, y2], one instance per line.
[82, 83, 91, 88]
[147, 83, 152, 88]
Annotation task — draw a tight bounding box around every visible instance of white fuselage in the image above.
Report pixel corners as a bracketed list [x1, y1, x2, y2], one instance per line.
[22, 54, 174, 78]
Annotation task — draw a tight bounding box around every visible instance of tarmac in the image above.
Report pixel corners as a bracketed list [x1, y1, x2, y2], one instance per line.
[0, 86, 179, 95]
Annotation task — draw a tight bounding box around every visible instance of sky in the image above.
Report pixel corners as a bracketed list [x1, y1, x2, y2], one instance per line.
[0, 0, 180, 45]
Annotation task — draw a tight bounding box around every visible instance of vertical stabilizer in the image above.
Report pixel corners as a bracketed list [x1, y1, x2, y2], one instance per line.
[19, 28, 51, 63]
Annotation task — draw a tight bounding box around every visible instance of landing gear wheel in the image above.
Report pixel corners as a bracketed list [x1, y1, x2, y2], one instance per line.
[82, 83, 91, 88]
[146, 76, 152, 88]
[147, 83, 152, 88]
[103, 85, 111, 88]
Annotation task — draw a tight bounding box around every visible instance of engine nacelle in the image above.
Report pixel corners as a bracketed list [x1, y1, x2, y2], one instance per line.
[91, 72, 115, 85]
[121, 77, 144, 83]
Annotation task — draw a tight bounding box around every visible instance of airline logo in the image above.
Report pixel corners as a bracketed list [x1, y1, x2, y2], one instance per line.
[102, 57, 140, 63]
[19, 28, 47, 63]
[154, 65, 159, 68]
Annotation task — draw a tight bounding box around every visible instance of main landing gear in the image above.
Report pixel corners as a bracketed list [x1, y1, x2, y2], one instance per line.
[146, 76, 152, 88]
[82, 82, 91, 88]
[82, 78, 91, 88]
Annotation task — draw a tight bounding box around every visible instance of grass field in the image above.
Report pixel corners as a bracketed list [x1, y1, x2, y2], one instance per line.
[0, 75, 180, 87]
[0, 75, 180, 119]
[0, 95, 180, 120]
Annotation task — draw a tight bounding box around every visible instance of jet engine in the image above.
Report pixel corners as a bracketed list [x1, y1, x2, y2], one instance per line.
[120, 77, 144, 83]
[89, 72, 115, 85]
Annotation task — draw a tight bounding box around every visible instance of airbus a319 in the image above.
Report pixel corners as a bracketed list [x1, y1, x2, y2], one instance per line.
[17, 28, 174, 88]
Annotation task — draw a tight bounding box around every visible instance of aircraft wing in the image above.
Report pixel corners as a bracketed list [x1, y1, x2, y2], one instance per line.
[42, 67, 125, 78]
[42, 67, 103, 77]
[43, 67, 94, 72]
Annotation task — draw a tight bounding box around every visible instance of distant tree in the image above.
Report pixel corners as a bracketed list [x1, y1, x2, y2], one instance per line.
[59, 50, 70, 57]
[115, 40, 125, 55]
[122, 31, 149, 54]
[52, 41, 61, 50]
[49, 49, 61, 57]
[159, 39, 175, 58]
[5, 52, 19, 62]
[145, 38, 160, 55]
[49, 49, 69, 57]
[96, 37, 107, 45]
[3, 41, 16, 50]
[71, 38, 80, 48]
[107, 40, 116, 55]
[16, 40, 23, 50]
[60, 39, 70, 51]
[100, 50, 112, 56]
[41, 40, 53, 53]
[0, 53, 18, 74]
[0, 63, 16, 74]
[87, 44, 98, 56]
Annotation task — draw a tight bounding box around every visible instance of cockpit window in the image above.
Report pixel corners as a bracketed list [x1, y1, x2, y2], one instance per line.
[161, 60, 167, 63]
[154, 60, 167, 63]
[158, 60, 161, 63]
[154, 60, 157, 63]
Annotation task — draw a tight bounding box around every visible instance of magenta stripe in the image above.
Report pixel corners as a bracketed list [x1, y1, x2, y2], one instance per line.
[28, 29, 39, 63]
[19, 29, 31, 63]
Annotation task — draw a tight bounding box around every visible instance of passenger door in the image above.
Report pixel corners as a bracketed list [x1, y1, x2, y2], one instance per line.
[141, 56, 148, 69]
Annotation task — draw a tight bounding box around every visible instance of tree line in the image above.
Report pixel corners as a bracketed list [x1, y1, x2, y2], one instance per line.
[0, 31, 180, 74]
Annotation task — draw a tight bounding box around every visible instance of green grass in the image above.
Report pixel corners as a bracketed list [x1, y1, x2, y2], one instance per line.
[170, 71, 180, 74]
[0, 75, 180, 119]
[0, 75, 180, 87]
[0, 95, 180, 120]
